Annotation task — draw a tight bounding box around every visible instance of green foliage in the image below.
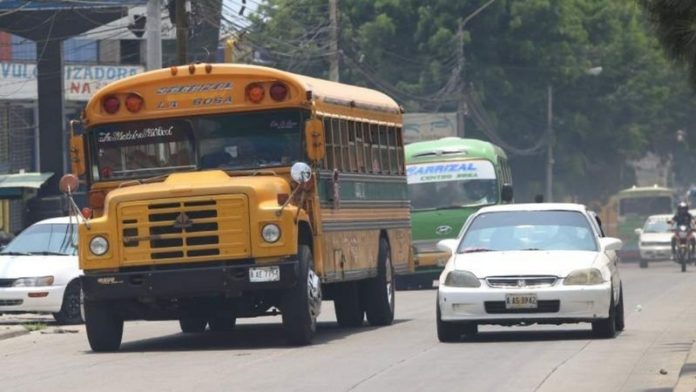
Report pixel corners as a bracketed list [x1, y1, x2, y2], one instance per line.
[244, 0, 696, 203]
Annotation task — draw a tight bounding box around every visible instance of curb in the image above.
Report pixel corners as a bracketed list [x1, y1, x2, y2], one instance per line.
[675, 340, 696, 392]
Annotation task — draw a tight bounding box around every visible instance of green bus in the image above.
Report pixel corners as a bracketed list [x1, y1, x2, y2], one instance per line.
[599, 185, 676, 260]
[397, 137, 513, 288]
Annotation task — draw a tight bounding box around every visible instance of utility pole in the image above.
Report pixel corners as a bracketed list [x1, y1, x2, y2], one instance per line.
[175, 0, 188, 65]
[456, 18, 466, 138]
[329, 0, 339, 81]
[146, 0, 162, 70]
[545, 84, 554, 203]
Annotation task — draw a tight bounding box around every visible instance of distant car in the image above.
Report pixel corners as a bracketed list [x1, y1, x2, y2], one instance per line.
[0, 217, 82, 324]
[635, 214, 673, 267]
[436, 203, 624, 342]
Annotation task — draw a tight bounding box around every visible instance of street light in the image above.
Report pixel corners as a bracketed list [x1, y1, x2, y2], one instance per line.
[545, 66, 603, 202]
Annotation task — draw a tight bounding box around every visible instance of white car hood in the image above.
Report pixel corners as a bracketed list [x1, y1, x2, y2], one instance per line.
[640, 232, 672, 243]
[0, 254, 79, 280]
[453, 250, 599, 278]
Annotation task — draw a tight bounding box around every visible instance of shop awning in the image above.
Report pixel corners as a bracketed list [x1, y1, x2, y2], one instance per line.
[0, 172, 54, 198]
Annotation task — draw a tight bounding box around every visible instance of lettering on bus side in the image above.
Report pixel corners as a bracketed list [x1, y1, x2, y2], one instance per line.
[406, 163, 476, 176]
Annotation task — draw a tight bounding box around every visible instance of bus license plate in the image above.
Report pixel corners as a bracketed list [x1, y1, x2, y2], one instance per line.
[505, 294, 538, 309]
[249, 266, 280, 282]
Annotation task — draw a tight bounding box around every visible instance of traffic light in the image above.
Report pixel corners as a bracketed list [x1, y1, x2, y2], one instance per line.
[128, 14, 146, 38]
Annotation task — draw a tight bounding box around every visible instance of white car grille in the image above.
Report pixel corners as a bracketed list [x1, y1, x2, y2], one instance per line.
[486, 276, 558, 288]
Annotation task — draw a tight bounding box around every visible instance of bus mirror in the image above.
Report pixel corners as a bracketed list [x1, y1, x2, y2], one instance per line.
[304, 119, 325, 162]
[59, 174, 80, 194]
[70, 134, 86, 176]
[501, 184, 514, 203]
[291, 162, 312, 184]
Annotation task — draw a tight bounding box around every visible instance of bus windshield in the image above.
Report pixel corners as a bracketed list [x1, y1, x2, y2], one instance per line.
[618, 196, 672, 217]
[91, 109, 303, 181]
[407, 160, 498, 210]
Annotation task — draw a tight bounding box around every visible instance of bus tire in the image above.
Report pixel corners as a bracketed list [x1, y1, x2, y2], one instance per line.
[84, 300, 123, 352]
[282, 244, 322, 345]
[364, 237, 395, 326]
[179, 316, 207, 333]
[208, 314, 236, 332]
[333, 282, 364, 327]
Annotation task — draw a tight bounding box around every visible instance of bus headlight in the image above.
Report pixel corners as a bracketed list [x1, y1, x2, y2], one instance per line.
[89, 236, 109, 256]
[261, 224, 281, 243]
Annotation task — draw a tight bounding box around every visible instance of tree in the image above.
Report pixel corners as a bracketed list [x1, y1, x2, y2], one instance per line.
[641, 0, 696, 87]
[241, 0, 696, 203]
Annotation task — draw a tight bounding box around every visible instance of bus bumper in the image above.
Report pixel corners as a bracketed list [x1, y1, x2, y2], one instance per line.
[81, 259, 299, 301]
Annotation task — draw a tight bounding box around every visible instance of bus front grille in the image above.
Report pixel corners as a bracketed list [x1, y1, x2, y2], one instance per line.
[117, 195, 250, 265]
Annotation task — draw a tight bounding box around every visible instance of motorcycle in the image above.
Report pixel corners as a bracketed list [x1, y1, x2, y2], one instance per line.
[673, 225, 695, 272]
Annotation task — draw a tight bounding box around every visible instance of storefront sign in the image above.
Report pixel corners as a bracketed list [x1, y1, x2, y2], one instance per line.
[0, 62, 143, 101]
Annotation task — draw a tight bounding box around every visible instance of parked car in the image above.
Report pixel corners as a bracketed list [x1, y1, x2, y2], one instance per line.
[635, 214, 673, 267]
[0, 217, 82, 324]
[436, 203, 624, 342]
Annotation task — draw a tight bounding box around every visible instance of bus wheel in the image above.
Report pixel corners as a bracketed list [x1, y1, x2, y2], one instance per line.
[84, 300, 123, 352]
[364, 238, 395, 326]
[282, 244, 322, 345]
[208, 314, 237, 332]
[179, 316, 207, 333]
[334, 282, 364, 327]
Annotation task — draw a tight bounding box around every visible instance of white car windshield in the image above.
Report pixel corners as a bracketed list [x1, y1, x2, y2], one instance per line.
[1, 223, 77, 256]
[643, 217, 671, 233]
[459, 210, 598, 252]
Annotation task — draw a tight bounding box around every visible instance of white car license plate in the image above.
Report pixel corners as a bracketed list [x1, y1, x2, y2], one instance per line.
[249, 266, 280, 282]
[505, 293, 538, 309]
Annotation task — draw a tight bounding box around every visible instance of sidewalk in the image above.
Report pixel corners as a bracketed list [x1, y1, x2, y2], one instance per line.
[0, 325, 29, 340]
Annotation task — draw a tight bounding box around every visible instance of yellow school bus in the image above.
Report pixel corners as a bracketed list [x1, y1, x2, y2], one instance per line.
[66, 64, 412, 351]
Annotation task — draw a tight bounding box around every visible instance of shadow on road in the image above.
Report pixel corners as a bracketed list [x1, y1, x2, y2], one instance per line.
[111, 319, 412, 353]
[449, 328, 596, 343]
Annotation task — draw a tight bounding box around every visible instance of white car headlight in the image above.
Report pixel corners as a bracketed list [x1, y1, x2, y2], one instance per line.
[261, 224, 281, 243]
[12, 276, 54, 287]
[564, 268, 605, 285]
[89, 236, 109, 256]
[444, 270, 481, 288]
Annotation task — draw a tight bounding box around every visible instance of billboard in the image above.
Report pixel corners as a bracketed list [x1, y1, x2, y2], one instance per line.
[0, 62, 143, 101]
[403, 112, 457, 144]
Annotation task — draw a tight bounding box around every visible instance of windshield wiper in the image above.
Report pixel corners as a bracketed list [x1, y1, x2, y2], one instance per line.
[461, 247, 493, 253]
[27, 251, 70, 256]
[0, 251, 30, 256]
[519, 248, 542, 251]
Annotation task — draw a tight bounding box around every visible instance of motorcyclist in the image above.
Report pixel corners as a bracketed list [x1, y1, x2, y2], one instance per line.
[669, 201, 695, 259]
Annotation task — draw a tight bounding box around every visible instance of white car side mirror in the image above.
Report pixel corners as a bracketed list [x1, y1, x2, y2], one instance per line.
[437, 239, 459, 254]
[599, 237, 623, 252]
[634, 228, 643, 236]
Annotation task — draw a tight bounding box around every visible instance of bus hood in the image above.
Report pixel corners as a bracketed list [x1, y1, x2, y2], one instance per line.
[103, 170, 291, 206]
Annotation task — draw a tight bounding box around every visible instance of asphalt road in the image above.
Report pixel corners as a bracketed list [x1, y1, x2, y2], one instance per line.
[2, 261, 696, 392]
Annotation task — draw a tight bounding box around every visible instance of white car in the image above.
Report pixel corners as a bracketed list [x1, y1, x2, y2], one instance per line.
[635, 214, 673, 265]
[0, 217, 82, 324]
[436, 203, 624, 342]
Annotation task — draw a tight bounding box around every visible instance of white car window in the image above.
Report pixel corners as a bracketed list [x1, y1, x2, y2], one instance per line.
[1, 223, 77, 256]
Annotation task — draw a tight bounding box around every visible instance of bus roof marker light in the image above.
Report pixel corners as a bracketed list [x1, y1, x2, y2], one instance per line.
[270, 82, 288, 101]
[188, 64, 196, 74]
[246, 83, 265, 103]
[102, 96, 120, 114]
[205, 64, 212, 74]
[125, 94, 144, 113]
[170, 66, 178, 76]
